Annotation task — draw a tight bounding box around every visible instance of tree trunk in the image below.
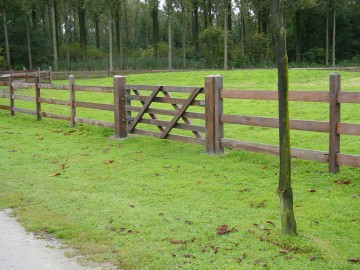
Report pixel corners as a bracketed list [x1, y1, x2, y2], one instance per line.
[26, 18, 33, 70]
[203, 0, 208, 28]
[193, 2, 200, 54]
[332, 2, 336, 68]
[239, 0, 245, 55]
[168, 12, 173, 70]
[3, 10, 11, 67]
[181, 4, 187, 69]
[78, 0, 87, 58]
[227, 0, 232, 32]
[95, 15, 100, 49]
[51, 0, 58, 71]
[109, 8, 113, 72]
[208, 0, 212, 25]
[65, 0, 71, 70]
[325, 2, 329, 67]
[271, 0, 297, 235]
[151, 0, 159, 57]
[295, 11, 301, 63]
[224, 0, 228, 70]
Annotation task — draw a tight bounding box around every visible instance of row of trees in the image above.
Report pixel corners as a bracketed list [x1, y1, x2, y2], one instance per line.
[1, 0, 359, 71]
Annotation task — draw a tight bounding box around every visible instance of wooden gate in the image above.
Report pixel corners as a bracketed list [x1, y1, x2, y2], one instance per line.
[123, 84, 206, 146]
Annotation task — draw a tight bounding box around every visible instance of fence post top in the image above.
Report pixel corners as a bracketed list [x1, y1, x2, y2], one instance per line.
[69, 74, 74, 79]
[114, 75, 126, 79]
[330, 72, 340, 77]
[205, 74, 223, 78]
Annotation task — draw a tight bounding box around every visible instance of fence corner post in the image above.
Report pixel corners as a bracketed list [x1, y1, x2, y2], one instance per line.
[9, 75, 14, 116]
[69, 75, 76, 128]
[329, 72, 341, 173]
[205, 75, 224, 154]
[35, 75, 41, 121]
[113, 75, 127, 139]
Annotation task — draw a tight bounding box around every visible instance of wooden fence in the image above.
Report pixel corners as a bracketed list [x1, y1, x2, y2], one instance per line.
[0, 67, 52, 83]
[0, 73, 359, 173]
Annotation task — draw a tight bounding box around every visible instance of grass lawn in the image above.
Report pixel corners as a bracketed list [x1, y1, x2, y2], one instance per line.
[0, 69, 359, 269]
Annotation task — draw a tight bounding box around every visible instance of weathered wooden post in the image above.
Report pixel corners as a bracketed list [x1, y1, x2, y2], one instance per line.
[69, 75, 76, 128]
[113, 75, 127, 139]
[35, 75, 41, 121]
[329, 73, 341, 173]
[9, 75, 14, 116]
[205, 75, 224, 154]
[48, 66, 52, 84]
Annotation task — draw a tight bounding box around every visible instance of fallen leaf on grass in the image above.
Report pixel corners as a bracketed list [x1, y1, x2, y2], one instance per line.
[250, 201, 265, 208]
[183, 254, 196, 259]
[266, 221, 275, 227]
[309, 256, 317, 261]
[348, 259, 360, 263]
[236, 253, 247, 263]
[238, 188, 251, 192]
[309, 189, 317, 192]
[334, 179, 351, 185]
[50, 129, 63, 133]
[104, 160, 115, 164]
[49, 172, 61, 177]
[216, 224, 238, 235]
[170, 239, 188, 244]
[169, 238, 195, 245]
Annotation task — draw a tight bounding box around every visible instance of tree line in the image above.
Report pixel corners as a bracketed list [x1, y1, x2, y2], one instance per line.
[1, 0, 359, 71]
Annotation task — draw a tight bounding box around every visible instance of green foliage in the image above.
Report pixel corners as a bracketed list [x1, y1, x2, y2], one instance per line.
[244, 33, 274, 66]
[302, 47, 326, 64]
[199, 27, 232, 68]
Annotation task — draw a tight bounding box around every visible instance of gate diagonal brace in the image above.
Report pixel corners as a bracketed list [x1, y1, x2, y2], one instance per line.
[133, 89, 165, 132]
[127, 86, 163, 133]
[163, 89, 203, 139]
[160, 88, 202, 139]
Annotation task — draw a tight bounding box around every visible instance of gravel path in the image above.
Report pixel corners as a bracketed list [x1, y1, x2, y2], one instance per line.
[0, 209, 116, 270]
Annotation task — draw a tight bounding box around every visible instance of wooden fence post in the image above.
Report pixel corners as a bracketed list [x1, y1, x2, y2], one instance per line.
[35, 75, 41, 121]
[205, 75, 224, 154]
[9, 75, 14, 116]
[48, 66, 52, 84]
[329, 73, 341, 173]
[69, 75, 76, 128]
[113, 75, 127, 139]
[23, 67, 26, 81]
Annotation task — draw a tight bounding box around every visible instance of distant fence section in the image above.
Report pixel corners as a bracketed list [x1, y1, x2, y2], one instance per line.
[0, 67, 52, 83]
[0, 72, 359, 173]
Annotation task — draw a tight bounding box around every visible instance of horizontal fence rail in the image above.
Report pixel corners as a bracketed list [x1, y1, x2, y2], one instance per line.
[0, 72, 359, 173]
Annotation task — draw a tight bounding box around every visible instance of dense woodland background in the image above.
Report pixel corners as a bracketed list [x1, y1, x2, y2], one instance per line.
[1, 0, 359, 71]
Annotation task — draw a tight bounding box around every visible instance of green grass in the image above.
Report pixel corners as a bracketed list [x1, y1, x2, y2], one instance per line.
[0, 70, 359, 269]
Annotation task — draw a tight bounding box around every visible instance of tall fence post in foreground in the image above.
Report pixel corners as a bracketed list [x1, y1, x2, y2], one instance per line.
[69, 75, 76, 128]
[113, 75, 127, 139]
[329, 73, 341, 173]
[9, 75, 14, 116]
[35, 75, 41, 121]
[205, 75, 224, 154]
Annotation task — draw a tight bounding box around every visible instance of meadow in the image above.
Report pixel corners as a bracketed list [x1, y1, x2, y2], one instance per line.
[0, 69, 359, 269]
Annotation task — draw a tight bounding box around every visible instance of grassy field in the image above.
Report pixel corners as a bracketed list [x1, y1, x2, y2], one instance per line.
[0, 69, 359, 269]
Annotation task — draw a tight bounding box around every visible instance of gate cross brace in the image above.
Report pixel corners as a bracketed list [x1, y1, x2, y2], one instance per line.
[163, 88, 203, 139]
[160, 88, 202, 139]
[127, 86, 163, 133]
[133, 89, 165, 132]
